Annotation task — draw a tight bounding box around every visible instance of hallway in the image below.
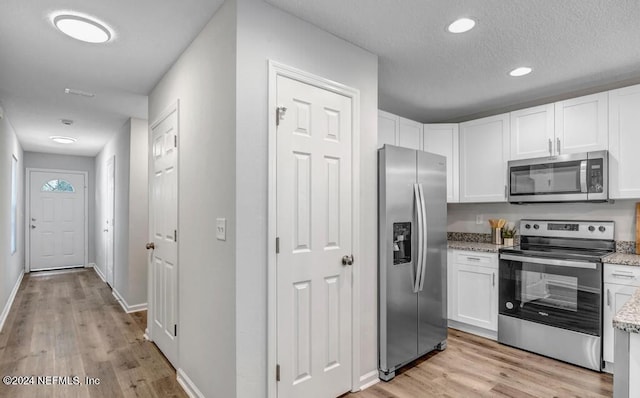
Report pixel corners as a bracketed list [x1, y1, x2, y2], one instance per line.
[0, 268, 186, 398]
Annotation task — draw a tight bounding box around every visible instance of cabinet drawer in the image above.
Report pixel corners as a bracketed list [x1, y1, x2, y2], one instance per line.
[454, 251, 497, 268]
[604, 264, 640, 286]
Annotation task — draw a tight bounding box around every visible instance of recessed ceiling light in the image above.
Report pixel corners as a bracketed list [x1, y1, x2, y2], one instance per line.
[447, 18, 476, 33]
[50, 136, 77, 144]
[509, 67, 533, 77]
[52, 13, 112, 43]
[60, 119, 74, 126]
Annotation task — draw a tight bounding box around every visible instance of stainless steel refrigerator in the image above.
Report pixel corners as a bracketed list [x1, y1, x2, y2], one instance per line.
[378, 144, 448, 381]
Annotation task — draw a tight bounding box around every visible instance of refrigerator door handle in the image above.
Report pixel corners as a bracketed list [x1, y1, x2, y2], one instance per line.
[413, 183, 423, 293]
[418, 183, 428, 291]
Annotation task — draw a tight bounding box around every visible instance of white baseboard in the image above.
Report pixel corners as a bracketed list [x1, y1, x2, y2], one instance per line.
[112, 289, 148, 313]
[448, 319, 497, 341]
[0, 271, 24, 333]
[177, 368, 205, 398]
[91, 263, 107, 283]
[358, 370, 380, 390]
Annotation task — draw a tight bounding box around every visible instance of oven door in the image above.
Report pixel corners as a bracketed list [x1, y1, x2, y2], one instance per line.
[499, 254, 602, 336]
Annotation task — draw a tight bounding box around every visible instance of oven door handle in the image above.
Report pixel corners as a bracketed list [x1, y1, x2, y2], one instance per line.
[499, 254, 597, 269]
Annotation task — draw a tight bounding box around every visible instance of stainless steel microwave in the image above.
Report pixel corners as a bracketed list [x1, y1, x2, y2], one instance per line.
[508, 150, 608, 203]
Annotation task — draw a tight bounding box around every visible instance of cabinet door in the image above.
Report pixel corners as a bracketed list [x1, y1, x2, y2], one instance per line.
[554, 92, 608, 155]
[378, 110, 399, 148]
[459, 113, 510, 202]
[454, 264, 497, 331]
[510, 104, 555, 160]
[398, 117, 422, 150]
[609, 84, 640, 199]
[424, 124, 459, 202]
[603, 283, 637, 363]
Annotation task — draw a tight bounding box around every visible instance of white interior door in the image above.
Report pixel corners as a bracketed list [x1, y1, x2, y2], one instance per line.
[149, 105, 179, 366]
[105, 156, 115, 286]
[276, 75, 353, 398]
[29, 171, 86, 271]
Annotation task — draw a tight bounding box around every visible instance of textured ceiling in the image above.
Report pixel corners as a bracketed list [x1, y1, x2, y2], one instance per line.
[0, 0, 223, 156]
[266, 0, 640, 122]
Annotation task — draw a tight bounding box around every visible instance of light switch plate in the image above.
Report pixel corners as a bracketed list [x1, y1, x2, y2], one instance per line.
[216, 218, 226, 241]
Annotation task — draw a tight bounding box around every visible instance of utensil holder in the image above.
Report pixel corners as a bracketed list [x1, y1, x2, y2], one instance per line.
[491, 228, 503, 245]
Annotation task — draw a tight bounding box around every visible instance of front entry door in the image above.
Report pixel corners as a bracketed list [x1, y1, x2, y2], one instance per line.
[276, 75, 353, 398]
[149, 104, 179, 366]
[29, 171, 86, 271]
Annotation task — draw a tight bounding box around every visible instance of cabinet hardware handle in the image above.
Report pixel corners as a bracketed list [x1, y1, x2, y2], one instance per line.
[504, 185, 507, 199]
[467, 257, 481, 261]
[607, 288, 611, 307]
[612, 273, 636, 279]
[548, 139, 552, 156]
[557, 137, 561, 155]
[492, 272, 495, 287]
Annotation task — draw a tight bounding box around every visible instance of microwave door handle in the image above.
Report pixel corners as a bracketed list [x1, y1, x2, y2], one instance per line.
[580, 160, 588, 193]
[413, 183, 423, 293]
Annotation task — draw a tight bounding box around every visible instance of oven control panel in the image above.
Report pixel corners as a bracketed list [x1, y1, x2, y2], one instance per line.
[519, 220, 615, 240]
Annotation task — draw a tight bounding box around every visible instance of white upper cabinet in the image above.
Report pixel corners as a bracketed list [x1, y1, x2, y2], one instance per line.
[554, 92, 608, 155]
[398, 117, 423, 150]
[378, 111, 423, 150]
[424, 124, 459, 202]
[609, 84, 640, 199]
[459, 113, 510, 202]
[510, 104, 555, 160]
[378, 110, 399, 148]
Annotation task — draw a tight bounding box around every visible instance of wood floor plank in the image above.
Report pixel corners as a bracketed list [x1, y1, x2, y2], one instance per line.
[350, 328, 613, 398]
[0, 269, 187, 398]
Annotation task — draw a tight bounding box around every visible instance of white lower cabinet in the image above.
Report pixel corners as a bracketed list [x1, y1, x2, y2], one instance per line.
[603, 264, 640, 368]
[448, 250, 498, 337]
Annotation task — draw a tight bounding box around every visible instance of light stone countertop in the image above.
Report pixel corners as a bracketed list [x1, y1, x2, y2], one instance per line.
[613, 288, 640, 334]
[603, 252, 640, 267]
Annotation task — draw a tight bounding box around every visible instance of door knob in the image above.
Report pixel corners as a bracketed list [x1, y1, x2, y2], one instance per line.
[146, 242, 155, 250]
[341, 254, 354, 266]
[31, 225, 36, 229]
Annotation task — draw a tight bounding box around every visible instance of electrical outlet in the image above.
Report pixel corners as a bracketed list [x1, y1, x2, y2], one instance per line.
[216, 218, 226, 241]
[476, 214, 483, 225]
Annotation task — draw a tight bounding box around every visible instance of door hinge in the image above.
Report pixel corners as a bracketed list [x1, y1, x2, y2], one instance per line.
[276, 364, 280, 382]
[174, 230, 177, 242]
[174, 324, 177, 337]
[174, 135, 177, 148]
[276, 237, 280, 254]
[276, 106, 287, 127]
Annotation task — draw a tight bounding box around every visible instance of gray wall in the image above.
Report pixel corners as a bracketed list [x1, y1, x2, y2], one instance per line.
[448, 200, 639, 241]
[148, 1, 237, 396]
[235, 0, 379, 396]
[24, 151, 96, 263]
[95, 118, 148, 309]
[0, 114, 24, 328]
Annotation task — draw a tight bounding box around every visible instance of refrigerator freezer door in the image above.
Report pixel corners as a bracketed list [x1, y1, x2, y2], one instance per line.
[379, 145, 419, 372]
[417, 150, 448, 355]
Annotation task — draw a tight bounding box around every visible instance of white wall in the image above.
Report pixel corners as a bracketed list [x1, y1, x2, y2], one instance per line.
[235, 0, 379, 396]
[148, 1, 237, 396]
[0, 114, 24, 328]
[23, 151, 96, 263]
[448, 200, 638, 241]
[95, 118, 148, 309]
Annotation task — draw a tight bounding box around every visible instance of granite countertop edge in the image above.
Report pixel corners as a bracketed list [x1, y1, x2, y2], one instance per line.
[447, 241, 506, 253]
[613, 288, 640, 334]
[603, 252, 640, 267]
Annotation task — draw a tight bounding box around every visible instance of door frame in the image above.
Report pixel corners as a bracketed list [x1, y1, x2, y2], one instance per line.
[25, 168, 89, 273]
[105, 155, 115, 287]
[267, 60, 361, 397]
[146, 100, 180, 348]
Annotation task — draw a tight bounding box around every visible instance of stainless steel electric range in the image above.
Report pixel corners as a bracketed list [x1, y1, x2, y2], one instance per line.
[498, 219, 615, 371]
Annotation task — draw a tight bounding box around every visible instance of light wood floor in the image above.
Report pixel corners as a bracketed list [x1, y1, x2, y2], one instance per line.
[0, 268, 187, 398]
[0, 269, 615, 398]
[350, 328, 613, 398]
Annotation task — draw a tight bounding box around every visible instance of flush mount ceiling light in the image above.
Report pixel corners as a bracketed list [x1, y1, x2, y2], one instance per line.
[50, 136, 77, 144]
[509, 66, 533, 77]
[447, 18, 476, 33]
[52, 13, 112, 43]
